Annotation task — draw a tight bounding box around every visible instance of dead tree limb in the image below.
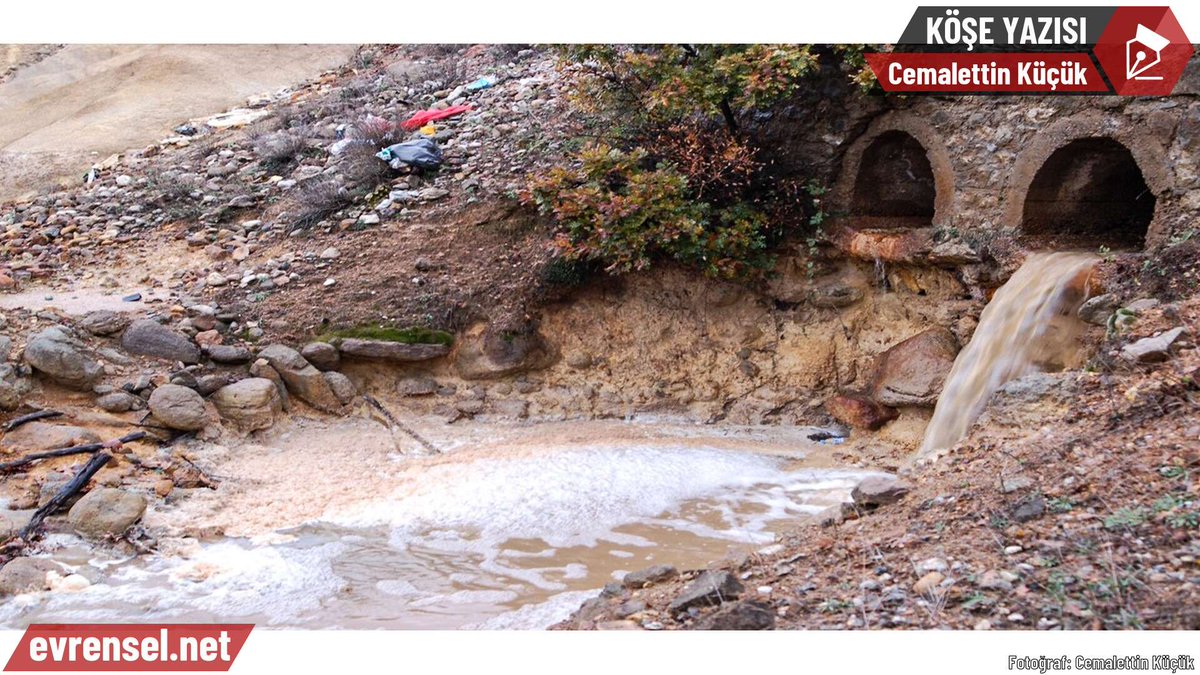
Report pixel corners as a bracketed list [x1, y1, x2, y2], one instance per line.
[363, 395, 441, 455]
[0, 432, 147, 473]
[19, 450, 113, 540]
[4, 410, 63, 432]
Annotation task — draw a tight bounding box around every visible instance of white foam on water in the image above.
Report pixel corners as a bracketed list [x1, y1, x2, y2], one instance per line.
[329, 445, 792, 545]
[0, 541, 347, 627]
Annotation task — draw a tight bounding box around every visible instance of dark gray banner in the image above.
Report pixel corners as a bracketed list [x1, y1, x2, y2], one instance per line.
[898, 6, 1118, 49]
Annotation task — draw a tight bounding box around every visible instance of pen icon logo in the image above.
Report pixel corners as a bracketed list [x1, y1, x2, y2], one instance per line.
[1125, 23, 1169, 80]
[1093, 6, 1192, 95]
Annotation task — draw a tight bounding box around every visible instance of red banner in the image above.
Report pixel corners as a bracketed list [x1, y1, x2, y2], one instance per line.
[866, 52, 1110, 93]
[5, 624, 254, 672]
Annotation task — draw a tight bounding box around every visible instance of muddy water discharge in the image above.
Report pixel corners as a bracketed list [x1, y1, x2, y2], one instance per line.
[2, 420, 873, 629]
[919, 252, 1099, 457]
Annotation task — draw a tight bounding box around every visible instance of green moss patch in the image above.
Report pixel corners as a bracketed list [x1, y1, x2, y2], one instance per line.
[317, 325, 454, 347]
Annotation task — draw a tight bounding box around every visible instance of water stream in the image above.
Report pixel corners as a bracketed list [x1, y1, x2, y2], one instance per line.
[919, 251, 1098, 456]
[1, 421, 875, 629]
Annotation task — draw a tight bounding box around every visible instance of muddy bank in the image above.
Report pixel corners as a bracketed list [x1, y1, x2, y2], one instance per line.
[0, 44, 356, 201]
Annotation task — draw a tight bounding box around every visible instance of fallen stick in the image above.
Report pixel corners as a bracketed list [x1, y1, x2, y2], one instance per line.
[3, 410, 63, 432]
[19, 450, 112, 540]
[362, 395, 441, 455]
[0, 432, 147, 473]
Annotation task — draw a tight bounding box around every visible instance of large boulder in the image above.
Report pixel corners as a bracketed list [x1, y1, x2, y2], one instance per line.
[0, 557, 59, 595]
[338, 339, 449, 362]
[120, 319, 201, 364]
[826, 393, 898, 430]
[871, 327, 959, 407]
[257, 345, 342, 412]
[322, 371, 357, 405]
[204, 344, 253, 365]
[0, 363, 32, 411]
[147, 384, 208, 431]
[300, 342, 340, 371]
[67, 488, 146, 539]
[23, 327, 104, 390]
[4, 422, 101, 453]
[210, 378, 281, 432]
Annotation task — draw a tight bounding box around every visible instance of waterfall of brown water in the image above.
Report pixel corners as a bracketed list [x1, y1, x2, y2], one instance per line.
[918, 252, 1100, 458]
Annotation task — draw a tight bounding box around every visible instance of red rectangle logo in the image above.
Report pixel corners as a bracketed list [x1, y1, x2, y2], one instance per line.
[5, 624, 253, 672]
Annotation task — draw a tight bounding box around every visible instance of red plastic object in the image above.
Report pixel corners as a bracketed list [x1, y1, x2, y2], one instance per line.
[401, 105, 474, 131]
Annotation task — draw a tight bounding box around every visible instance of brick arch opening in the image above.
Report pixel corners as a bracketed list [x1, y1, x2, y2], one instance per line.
[1020, 138, 1155, 249]
[850, 131, 937, 228]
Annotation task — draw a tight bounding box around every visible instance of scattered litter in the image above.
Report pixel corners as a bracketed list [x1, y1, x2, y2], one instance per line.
[466, 76, 496, 91]
[173, 124, 198, 137]
[329, 138, 373, 156]
[401, 105, 472, 131]
[84, 168, 97, 185]
[121, 293, 142, 303]
[376, 138, 443, 170]
[818, 437, 846, 446]
[419, 125, 437, 136]
[205, 108, 270, 129]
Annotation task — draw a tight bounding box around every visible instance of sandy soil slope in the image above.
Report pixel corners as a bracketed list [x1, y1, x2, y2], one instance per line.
[0, 44, 356, 200]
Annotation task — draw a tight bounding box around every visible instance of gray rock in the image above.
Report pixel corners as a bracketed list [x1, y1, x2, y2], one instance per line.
[1126, 298, 1160, 313]
[927, 241, 981, 266]
[809, 280, 864, 308]
[0, 510, 34, 540]
[1077, 294, 1118, 326]
[0, 335, 11, 361]
[67, 488, 147, 539]
[337, 339, 449, 362]
[977, 570, 1014, 592]
[301, 342, 340, 371]
[852, 475, 912, 508]
[396, 377, 438, 396]
[121, 320, 201, 364]
[24, 327, 103, 390]
[250, 359, 289, 411]
[210, 378, 281, 432]
[204, 344, 253, 365]
[1011, 495, 1045, 523]
[1121, 327, 1187, 363]
[455, 398, 485, 415]
[147, 384, 208, 431]
[96, 391, 140, 413]
[0, 557, 59, 595]
[0, 363, 31, 411]
[694, 600, 776, 630]
[668, 570, 744, 613]
[257, 345, 342, 412]
[196, 373, 238, 396]
[323, 371, 357, 405]
[622, 565, 678, 589]
[77, 310, 130, 336]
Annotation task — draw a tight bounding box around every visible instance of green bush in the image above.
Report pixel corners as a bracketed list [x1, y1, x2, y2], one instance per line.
[524, 145, 772, 279]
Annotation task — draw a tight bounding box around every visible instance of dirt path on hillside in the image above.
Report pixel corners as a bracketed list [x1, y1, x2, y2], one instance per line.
[0, 44, 357, 201]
